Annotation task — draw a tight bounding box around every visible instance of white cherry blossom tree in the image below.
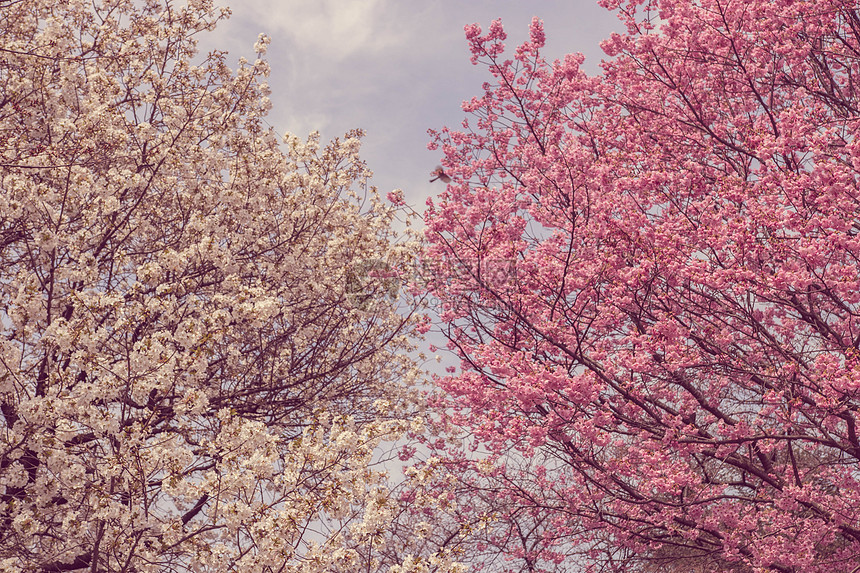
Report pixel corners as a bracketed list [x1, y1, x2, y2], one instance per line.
[0, 1, 454, 571]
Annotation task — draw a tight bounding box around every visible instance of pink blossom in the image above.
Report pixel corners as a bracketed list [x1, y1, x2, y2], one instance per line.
[421, 2, 860, 571]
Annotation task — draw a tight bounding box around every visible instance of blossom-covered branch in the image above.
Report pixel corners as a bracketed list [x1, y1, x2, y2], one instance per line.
[422, 1, 860, 571]
[0, 1, 453, 571]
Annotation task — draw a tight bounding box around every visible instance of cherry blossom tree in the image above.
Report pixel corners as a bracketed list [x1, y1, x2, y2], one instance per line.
[422, 1, 860, 571]
[0, 1, 458, 571]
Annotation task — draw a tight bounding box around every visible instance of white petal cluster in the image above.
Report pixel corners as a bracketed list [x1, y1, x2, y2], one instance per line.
[0, 1, 445, 571]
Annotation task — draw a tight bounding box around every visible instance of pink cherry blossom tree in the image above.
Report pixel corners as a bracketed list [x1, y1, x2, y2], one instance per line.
[422, 1, 860, 571]
[0, 1, 461, 572]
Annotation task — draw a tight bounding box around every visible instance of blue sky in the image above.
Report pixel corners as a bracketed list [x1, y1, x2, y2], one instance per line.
[202, 0, 623, 213]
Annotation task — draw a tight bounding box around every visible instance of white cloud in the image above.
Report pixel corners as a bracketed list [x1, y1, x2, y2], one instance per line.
[242, 0, 407, 61]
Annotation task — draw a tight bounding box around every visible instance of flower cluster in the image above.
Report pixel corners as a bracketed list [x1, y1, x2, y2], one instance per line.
[423, 2, 860, 571]
[0, 1, 448, 572]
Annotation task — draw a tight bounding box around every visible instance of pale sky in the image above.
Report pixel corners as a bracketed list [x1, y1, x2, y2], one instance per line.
[201, 0, 623, 212]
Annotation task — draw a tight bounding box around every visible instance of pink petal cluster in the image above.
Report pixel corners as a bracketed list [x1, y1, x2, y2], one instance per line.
[422, 1, 860, 570]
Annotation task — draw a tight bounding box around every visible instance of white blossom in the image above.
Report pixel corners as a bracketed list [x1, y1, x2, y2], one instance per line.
[0, 1, 447, 571]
